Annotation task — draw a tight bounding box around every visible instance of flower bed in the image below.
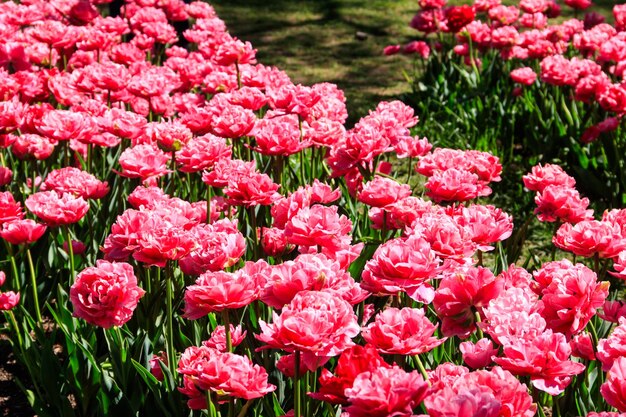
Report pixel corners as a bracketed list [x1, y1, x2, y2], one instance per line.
[0, 1, 625, 417]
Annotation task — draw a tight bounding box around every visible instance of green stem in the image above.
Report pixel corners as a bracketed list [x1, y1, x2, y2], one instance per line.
[5, 310, 23, 348]
[248, 206, 258, 259]
[64, 226, 75, 284]
[294, 351, 302, 417]
[235, 400, 253, 417]
[4, 241, 20, 292]
[166, 262, 177, 382]
[414, 354, 430, 382]
[223, 310, 232, 353]
[207, 186, 213, 224]
[26, 247, 42, 324]
[206, 390, 218, 417]
[474, 310, 484, 339]
[235, 62, 242, 89]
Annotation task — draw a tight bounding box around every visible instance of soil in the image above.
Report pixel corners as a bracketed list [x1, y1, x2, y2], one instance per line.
[0, 339, 36, 417]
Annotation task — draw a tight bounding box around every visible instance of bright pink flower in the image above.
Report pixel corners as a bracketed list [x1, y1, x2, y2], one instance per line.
[453, 204, 513, 251]
[257, 291, 359, 357]
[418, 148, 502, 184]
[149, 352, 168, 382]
[575, 73, 610, 104]
[534, 260, 609, 336]
[510, 67, 537, 85]
[361, 235, 440, 303]
[412, 212, 477, 260]
[425, 366, 536, 417]
[489, 5, 520, 25]
[446, 5, 476, 33]
[276, 352, 327, 378]
[0, 167, 12, 186]
[260, 227, 292, 257]
[425, 168, 489, 202]
[98, 108, 146, 140]
[565, 0, 592, 10]
[214, 37, 256, 66]
[142, 121, 192, 152]
[0, 271, 5, 287]
[132, 218, 197, 267]
[481, 287, 545, 346]
[37, 109, 96, 142]
[383, 44, 401, 55]
[615, 4, 626, 31]
[118, 144, 171, 183]
[284, 204, 352, 251]
[571, 332, 596, 361]
[474, 0, 502, 12]
[599, 300, 626, 323]
[0, 291, 19, 310]
[362, 307, 445, 355]
[520, 12, 547, 29]
[70, 260, 145, 328]
[0, 192, 23, 225]
[491, 26, 519, 48]
[127, 186, 167, 209]
[344, 365, 429, 417]
[498, 265, 533, 289]
[434, 266, 504, 338]
[520, 0, 548, 14]
[357, 176, 411, 208]
[598, 83, 626, 113]
[540, 55, 579, 87]
[553, 220, 626, 259]
[209, 102, 256, 139]
[184, 267, 262, 319]
[252, 114, 306, 156]
[225, 172, 280, 207]
[179, 220, 246, 276]
[523, 163, 576, 192]
[534, 185, 593, 223]
[401, 41, 431, 59]
[25, 191, 89, 227]
[372, 196, 433, 230]
[0, 219, 47, 245]
[202, 159, 256, 188]
[460, 338, 499, 369]
[602, 357, 626, 412]
[11, 134, 56, 161]
[393, 135, 431, 158]
[225, 86, 268, 111]
[203, 325, 247, 352]
[419, 0, 446, 9]
[178, 346, 275, 405]
[271, 180, 341, 228]
[310, 344, 390, 405]
[63, 240, 87, 256]
[41, 167, 109, 200]
[597, 317, 626, 371]
[267, 83, 321, 119]
[261, 254, 367, 308]
[494, 331, 585, 394]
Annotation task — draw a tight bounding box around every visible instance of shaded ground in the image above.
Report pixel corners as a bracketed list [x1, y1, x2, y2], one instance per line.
[0, 338, 32, 417]
[211, 0, 418, 124]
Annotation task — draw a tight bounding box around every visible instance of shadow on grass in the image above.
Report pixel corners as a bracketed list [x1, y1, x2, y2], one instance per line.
[211, 0, 419, 124]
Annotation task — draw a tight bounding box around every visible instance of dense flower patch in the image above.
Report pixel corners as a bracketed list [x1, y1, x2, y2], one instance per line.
[388, 0, 626, 209]
[0, 1, 626, 417]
